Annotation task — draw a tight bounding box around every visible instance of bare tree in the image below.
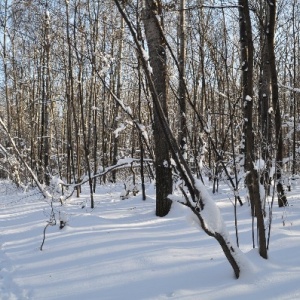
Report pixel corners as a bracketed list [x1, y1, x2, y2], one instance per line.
[238, 0, 267, 259]
[114, 0, 243, 279]
[39, 7, 51, 185]
[178, 0, 187, 158]
[2, 0, 11, 137]
[142, 0, 173, 217]
[266, 0, 287, 207]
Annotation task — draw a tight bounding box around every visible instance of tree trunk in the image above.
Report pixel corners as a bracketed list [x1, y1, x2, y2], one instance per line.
[3, 0, 11, 137]
[266, 0, 288, 207]
[259, 34, 272, 195]
[238, 0, 268, 259]
[40, 8, 51, 186]
[65, 0, 77, 188]
[143, 0, 173, 217]
[112, 16, 124, 183]
[178, 0, 187, 159]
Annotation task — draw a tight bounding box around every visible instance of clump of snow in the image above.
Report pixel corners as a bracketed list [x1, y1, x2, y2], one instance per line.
[170, 158, 176, 168]
[50, 176, 64, 187]
[198, 142, 207, 169]
[141, 48, 149, 61]
[194, 179, 226, 234]
[137, 123, 149, 141]
[254, 158, 265, 171]
[204, 113, 211, 133]
[114, 123, 126, 137]
[117, 157, 135, 165]
[163, 160, 169, 168]
[125, 106, 132, 115]
[269, 165, 275, 179]
[147, 63, 153, 74]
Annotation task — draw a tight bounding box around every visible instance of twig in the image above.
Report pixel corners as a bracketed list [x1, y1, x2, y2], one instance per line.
[40, 201, 56, 251]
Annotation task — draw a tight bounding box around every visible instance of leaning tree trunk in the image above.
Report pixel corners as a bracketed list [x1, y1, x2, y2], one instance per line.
[238, 0, 268, 259]
[142, 0, 173, 217]
[114, 0, 243, 278]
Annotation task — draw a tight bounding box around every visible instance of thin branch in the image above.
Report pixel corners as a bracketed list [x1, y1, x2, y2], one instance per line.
[60, 159, 153, 201]
[40, 201, 56, 251]
[95, 70, 155, 160]
[62, 159, 152, 188]
[0, 117, 50, 198]
[278, 82, 300, 94]
[181, 5, 243, 11]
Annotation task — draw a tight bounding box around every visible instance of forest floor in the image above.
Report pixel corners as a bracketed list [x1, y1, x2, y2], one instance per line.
[1, 178, 300, 299]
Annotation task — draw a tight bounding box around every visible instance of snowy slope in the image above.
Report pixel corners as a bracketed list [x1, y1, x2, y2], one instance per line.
[1, 180, 300, 300]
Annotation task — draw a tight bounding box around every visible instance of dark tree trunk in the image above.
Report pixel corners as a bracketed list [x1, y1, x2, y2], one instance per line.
[238, 0, 268, 259]
[178, 0, 187, 158]
[3, 0, 11, 137]
[143, 0, 173, 217]
[266, 0, 288, 207]
[258, 2, 272, 196]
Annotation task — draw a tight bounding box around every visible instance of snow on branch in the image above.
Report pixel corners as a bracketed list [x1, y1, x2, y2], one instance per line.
[278, 82, 300, 93]
[171, 176, 248, 279]
[194, 179, 225, 234]
[0, 117, 51, 199]
[58, 158, 153, 201]
[114, 123, 126, 137]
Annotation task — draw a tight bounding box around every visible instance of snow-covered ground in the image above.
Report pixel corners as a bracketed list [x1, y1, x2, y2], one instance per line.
[1, 179, 300, 300]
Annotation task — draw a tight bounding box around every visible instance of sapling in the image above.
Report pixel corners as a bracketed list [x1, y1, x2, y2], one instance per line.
[40, 200, 56, 251]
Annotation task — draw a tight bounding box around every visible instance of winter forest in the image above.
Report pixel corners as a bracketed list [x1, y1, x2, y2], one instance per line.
[1, 0, 300, 299]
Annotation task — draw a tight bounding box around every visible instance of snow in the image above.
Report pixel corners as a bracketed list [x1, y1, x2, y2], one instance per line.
[137, 123, 149, 141]
[113, 123, 126, 137]
[1, 180, 300, 299]
[279, 82, 300, 93]
[125, 106, 132, 116]
[194, 179, 226, 234]
[147, 64, 153, 75]
[254, 158, 265, 171]
[141, 48, 149, 62]
[140, 48, 153, 74]
[204, 113, 211, 133]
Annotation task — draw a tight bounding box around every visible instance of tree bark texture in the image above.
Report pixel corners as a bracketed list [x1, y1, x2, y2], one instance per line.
[239, 0, 268, 259]
[266, 0, 288, 207]
[143, 0, 173, 217]
[178, 0, 187, 157]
